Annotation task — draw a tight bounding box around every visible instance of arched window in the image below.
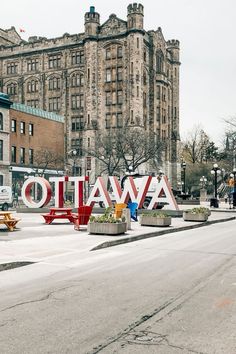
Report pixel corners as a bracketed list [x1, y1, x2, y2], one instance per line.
[71, 73, 84, 87]
[7, 82, 17, 95]
[27, 79, 39, 93]
[156, 50, 164, 73]
[49, 77, 60, 90]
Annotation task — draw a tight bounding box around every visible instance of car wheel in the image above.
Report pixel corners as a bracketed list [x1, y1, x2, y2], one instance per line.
[2, 203, 8, 211]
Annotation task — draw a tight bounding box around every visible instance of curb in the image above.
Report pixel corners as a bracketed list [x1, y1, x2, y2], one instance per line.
[90, 216, 236, 251]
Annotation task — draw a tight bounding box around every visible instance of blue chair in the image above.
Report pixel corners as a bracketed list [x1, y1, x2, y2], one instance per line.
[128, 202, 138, 221]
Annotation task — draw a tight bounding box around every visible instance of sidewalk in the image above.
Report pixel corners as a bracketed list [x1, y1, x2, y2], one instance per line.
[0, 210, 235, 267]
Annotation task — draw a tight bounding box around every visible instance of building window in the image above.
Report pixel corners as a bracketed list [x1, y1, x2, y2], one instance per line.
[105, 91, 111, 105]
[106, 68, 111, 82]
[71, 74, 84, 87]
[27, 59, 39, 72]
[117, 90, 123, 105]
[0, 140, 3, 160]
[71, 117, 84, 131]
[7, 62, 18, 74]
[162, 87, 166, 102]
[11, 119, 16, 132]
[0, 113, 3, 130]
[144, 49, 146, 62]
[11, 146, 16, 163]
[106, 48, 111, 60]
[105, 114, 111, 129]
[20, 121, 25, 134]
[7, 82, 17, 95]
[86, 156, 91, 170]
[27, 100, 39, 108]
[20, 147, 25, 164]
[27, 79, 39, 93]
[143, 92, 147, 107]
[117, 46, 122, 58]
[29, 123, 34, 136]
[48, 54, 61, 69]
[71, 138, 83, 156]
[157, 85, 160, 99]
[88, 137, 90, 147]
[71, 51, 84, 65]
[49, 77, 60, 90]
[49, 97, 60, 111]
[137, 38, 139, 49]
[117, 67, 123, 81]
[71, 95, 84, 109]
[29, 149, 34, 164]
[117, 113, 122, 128]
[131, 110, 134, 124]
[156, 50, 164, 73]
[156, 107, 160, 122]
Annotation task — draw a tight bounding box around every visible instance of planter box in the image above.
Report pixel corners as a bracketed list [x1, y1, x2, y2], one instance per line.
[140, 215, 171, 227]
[88, 222, 127, 235]
[183, 212, 208, 222]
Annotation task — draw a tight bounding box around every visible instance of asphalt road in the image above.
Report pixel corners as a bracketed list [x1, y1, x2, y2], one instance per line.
[0, 220, 236, 354]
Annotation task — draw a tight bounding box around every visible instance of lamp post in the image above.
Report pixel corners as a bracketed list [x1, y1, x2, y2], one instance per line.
[210, 163, 221, 208]
[199, 176, 207, 202]
[230, 167, 236, 208]
[181, 161, 186, 195]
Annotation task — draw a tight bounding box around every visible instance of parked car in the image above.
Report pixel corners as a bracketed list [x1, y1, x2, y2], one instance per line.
[0, 186, 13, 211]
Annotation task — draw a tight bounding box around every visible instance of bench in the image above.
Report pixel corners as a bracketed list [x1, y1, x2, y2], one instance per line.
[42, 213, 76, 225]
[0, 217, 21, 231]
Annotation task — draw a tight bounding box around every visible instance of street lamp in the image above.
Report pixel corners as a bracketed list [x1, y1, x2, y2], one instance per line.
[67, 149, 77, 176]
[157, 169, 164, 182]
[199, 176, 207, 189]
[210, 163, 221, 207]
[230, 167, 236, 208]
[181, 161, 186, 194]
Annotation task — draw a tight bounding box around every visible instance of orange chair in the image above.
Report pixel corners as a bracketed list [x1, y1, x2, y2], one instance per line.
[74, 205, 93, 231]
[114, 203, 127, 219]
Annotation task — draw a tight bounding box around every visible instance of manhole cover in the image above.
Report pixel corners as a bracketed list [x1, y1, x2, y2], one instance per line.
[124, 330, 167, 345]
[0, 261, 35, 272]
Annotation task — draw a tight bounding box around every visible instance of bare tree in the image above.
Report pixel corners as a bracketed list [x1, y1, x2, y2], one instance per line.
[33, 148, 64, 176]
[84, 127, 164, 176]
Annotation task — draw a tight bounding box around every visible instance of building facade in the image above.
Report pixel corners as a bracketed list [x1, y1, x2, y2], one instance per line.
[0, 93, 64, 193]
[0, 3, 180, 188]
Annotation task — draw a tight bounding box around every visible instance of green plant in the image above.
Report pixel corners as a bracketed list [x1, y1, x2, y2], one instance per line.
[185, 207, 209, 215]
[89, 214, 123, 224]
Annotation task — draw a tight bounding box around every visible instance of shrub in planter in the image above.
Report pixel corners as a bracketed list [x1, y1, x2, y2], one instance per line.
[140, 212, 171, 227]
[183, 207, 210, 222]
[88, 208, 127, 235]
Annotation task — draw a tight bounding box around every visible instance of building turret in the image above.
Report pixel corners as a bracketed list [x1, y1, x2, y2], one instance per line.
[127, 3, 144, 30]
[167, 39, 180, 62]
[84, 6, 100, 36]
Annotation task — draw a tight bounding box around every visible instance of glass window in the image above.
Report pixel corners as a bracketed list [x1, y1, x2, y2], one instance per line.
[117, 46, 122, 58]
[0, 113, 3, 130]
[20, 121, 25, 134]
[71, 51, 84, 65]
[117, 67, 123, 81]
[48, 54, 61, 69]
[71, 117, 84, 131]
[11, 146, 16, 163]
[27, 59, 39, 72]
[26, 100, 39, 108]
[27, 80, 39, 93]
[49, 77, 60, 90]
[29, 123, 34, 136]
[117, 90, 123, 105]
[7, 62, 18, 74]
[7, 82, 17, 95]
[71, 74, 84, 87]
[106, 48, 111, 60]
[86, 157, 91, 171]
[49, 97, 60, 111]
[106, 114, 111, 129]
[156, 50, 164, 73]
[20, 147, 25, 164]
[117, 113, 122, 128]
[29, 149, 34, 164]
[71, 95, 84, 109]
[106, 69, 111, 82]
[11, 119, 16, 132]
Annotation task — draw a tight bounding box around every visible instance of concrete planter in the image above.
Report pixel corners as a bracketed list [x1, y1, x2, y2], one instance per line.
[183, 212, 208, 222]
[88, 222, 127, 235]
[140, 215, 171, 227]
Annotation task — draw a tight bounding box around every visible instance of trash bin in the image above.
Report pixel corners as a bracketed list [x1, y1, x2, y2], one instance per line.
[210, 198, 219, 208]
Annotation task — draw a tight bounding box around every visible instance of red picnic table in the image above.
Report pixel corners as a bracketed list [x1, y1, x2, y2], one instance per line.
[42, 207, 76, 225]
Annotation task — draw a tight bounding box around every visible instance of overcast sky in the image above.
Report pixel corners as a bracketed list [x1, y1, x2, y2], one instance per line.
[1, 0, 236, 143]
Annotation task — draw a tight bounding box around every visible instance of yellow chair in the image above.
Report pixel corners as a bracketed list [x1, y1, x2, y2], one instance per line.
[114, 203, 127, 219]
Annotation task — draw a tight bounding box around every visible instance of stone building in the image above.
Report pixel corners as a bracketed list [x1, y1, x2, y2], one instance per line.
[0, 3, 180, 188]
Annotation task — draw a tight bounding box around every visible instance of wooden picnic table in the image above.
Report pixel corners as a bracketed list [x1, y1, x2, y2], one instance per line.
[0, 211, 21, 232]
[42, 207, 77, 225]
